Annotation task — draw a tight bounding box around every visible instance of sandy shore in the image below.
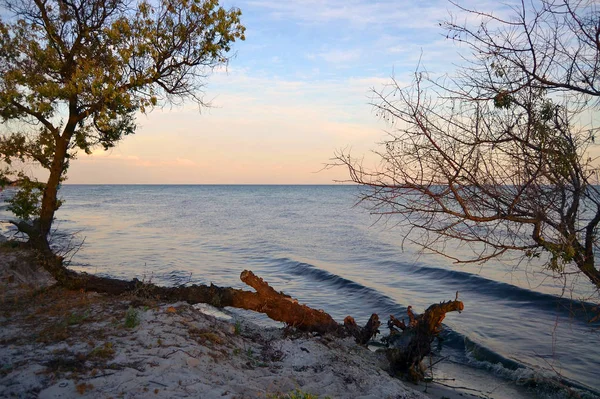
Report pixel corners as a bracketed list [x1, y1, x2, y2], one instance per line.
[0, 246, 490, 399]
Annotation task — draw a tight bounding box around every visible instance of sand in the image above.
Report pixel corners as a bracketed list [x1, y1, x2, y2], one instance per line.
[0, 245, 489, 399]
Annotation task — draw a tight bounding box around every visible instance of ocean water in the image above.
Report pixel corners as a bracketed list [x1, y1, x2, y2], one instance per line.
[1, 184, 599, 397]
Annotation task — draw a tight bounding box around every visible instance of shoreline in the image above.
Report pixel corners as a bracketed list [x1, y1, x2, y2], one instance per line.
[0, 247, 435, 399]
[0, 246, 590, 399]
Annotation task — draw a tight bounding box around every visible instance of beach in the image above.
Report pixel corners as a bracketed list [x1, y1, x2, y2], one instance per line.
[0, 245, 488, 399]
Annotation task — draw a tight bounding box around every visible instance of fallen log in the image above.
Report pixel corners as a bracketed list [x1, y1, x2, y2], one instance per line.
[41, 255, 366, 338]
[39, 253, 462, 381]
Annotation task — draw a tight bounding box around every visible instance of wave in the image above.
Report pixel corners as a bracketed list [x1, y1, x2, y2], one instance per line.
[271, 254, 597, 327]
[269, 255, 596, 324]
[458, 334, 600, 398]
[271, 256, 600, 397]
[434, 325, 600, 397]
[271, 257, 407, 316]
[375, 259, 598, 323]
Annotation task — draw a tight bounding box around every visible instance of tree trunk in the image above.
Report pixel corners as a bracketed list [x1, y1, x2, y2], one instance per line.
[579, 259, 600, 290]
[37, 254, 463, 381]
[32, 136, 70, 254]
[42, 255, 366, 337]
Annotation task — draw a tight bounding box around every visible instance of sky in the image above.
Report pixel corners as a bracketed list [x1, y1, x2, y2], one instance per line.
[63, 0, 500, 184]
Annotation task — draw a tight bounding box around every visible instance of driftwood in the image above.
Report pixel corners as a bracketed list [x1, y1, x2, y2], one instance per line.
[385, 296, 464, 381]
[40, 253, 462, 381]
[41, 255, 372, 339]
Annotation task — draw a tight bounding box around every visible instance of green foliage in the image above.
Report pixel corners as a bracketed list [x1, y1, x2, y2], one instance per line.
[0, 0, 245, 240]
[0, 0, 245, 149]
[234, 320, 242, 335]
[0, 130, 56, 170]
[0, 174, 9, 188]
[6, 177, 45, 221]
[493, 91, 513, 109]
[124, 307, 140, 329]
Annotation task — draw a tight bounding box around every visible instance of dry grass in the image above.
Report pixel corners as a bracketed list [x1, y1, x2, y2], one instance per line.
[88, 342, 116, 360]
[2, 286, 116, 345]
[75, 382, 94, 394]
[188, 327, 224, 345]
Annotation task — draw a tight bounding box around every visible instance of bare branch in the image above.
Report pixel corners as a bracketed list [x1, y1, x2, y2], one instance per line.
[333, 0, 600, 290]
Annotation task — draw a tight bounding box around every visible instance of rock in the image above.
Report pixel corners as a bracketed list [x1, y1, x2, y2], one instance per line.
[186, 356, 200, 367]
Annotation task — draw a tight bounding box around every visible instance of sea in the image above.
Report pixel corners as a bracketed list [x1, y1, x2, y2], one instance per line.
[1, 184, 599, 398]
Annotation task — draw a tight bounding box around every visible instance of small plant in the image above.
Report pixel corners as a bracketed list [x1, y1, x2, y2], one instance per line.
[234, 320, 242, 335]
[0, 239, 19, 249]
[66, 310, 90, 326]
[37, 323, 70, 343]
[131, 273, 157, 300]
[88, 342, 115, 360]
[6, 176, 45, 221]
[189, 328, 223, 345]
[267, 390, 330, 399]
[124, 307, 140, 329]
[201, 332, 223, 345]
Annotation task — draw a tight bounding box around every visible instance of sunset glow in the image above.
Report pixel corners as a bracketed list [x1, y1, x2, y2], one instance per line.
[64, 0, 490, 184]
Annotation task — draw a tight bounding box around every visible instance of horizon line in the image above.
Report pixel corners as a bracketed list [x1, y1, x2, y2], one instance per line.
[61, 183, 356, 186]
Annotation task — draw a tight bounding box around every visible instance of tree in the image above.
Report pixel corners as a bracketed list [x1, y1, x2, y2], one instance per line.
[0, 0, 245, 252]
[335, 0, 600, 292]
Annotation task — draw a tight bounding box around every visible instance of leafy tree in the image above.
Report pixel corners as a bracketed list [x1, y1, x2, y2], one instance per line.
[0, 0, 245, 252]
[336, 0, 600, 291]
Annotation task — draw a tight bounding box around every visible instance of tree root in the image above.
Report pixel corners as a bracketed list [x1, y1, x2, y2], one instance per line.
[385, 296, 464, 381]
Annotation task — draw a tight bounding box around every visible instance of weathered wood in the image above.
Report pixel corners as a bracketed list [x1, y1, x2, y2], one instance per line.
[385, 297, 464, 381]
[39, 255, 369, 337]
[38, 253, 462, 381]
[344, 314, 381, 345]
[237, 270, 340, 333]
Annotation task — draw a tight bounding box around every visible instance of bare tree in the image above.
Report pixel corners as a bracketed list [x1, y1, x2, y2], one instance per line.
[444, 0, 600, 100]
[335, 0, 600, 292]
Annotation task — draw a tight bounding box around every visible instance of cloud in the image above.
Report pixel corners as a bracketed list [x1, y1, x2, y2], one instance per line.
[246, 0, 515, 29]
[317, 49, 361, 64]
[245, 0, 445, 29]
